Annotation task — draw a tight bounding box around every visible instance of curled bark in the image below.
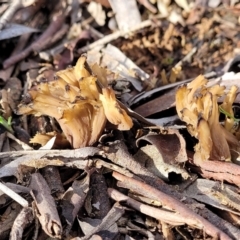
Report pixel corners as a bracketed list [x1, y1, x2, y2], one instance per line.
[29, 173, 62, 238]
[10, 207, 34, 240]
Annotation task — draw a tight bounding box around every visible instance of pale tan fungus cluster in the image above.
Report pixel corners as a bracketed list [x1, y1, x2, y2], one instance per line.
[18, 56, 133, 148]
[176, 75, 240, 162]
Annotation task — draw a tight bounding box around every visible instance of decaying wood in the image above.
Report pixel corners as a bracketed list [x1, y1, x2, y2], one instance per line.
[42, 166, 65, 199]
[89, 172, 111, 219]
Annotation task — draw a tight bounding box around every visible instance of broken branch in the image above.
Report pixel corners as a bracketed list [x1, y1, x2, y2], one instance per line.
[113, 171, 231, 240]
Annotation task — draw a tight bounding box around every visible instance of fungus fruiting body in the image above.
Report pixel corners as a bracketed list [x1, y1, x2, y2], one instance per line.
[176, 75, 240, 162]
[18, 56, 133, 148]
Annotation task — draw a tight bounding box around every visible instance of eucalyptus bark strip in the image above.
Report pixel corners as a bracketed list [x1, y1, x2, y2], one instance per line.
[29, 173, 62, 238]
[10, 207, 34, 240]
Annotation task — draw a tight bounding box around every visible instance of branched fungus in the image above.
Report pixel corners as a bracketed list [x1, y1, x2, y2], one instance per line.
[176, 75, 240, 162]
[18, 56, 133, 148]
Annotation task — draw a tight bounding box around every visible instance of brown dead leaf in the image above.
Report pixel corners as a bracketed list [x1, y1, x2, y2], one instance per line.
[136, 129, 188, 164]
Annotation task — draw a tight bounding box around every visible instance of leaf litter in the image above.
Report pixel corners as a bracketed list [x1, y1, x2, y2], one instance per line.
[2, 0, 240, 239]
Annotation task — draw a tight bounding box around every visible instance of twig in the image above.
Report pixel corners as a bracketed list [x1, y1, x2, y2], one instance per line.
[78, 18, 159, 54]
[40, 24, 69, 51]
[104, 141, 170, 192]
[191, 157, 240, 186]
[0, 132, 6, 151]
[0, 0, 38, 30]
[0, 182, 28, 207]
[0, 147, 100, 158]
[108, 188, 199, 226]
[3, 8, 66, 69]
[175, 47, 197, 67]
[0, 0, 22, 30]
[95, 159, 140, 179]
[7, 132, 32, 150]
[137, 0, 157, 13]
[112, 171, 231, 240]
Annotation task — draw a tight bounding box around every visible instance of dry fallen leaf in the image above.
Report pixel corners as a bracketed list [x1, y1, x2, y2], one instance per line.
[18, 55, 133, 148]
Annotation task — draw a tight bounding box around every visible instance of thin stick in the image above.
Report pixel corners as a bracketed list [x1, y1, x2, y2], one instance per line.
[175, 47, 197, 67]
[78, 18, 159, 53]
[108, 188, 197, 226]
[3, 10, 66, 69]
[137, 0, 157, 13]
[0, 182, 28, 207]
[112, 171, 231, 240]
[0, 1, 22, 30]
[0, 0, 39, 31]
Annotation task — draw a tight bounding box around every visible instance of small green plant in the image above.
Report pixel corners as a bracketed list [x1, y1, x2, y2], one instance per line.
[219, 106, 240, 122]
[0, 115, 13, 133]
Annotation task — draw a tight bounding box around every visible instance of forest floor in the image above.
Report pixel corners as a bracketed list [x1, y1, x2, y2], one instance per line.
[1, 0, 240, 239]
